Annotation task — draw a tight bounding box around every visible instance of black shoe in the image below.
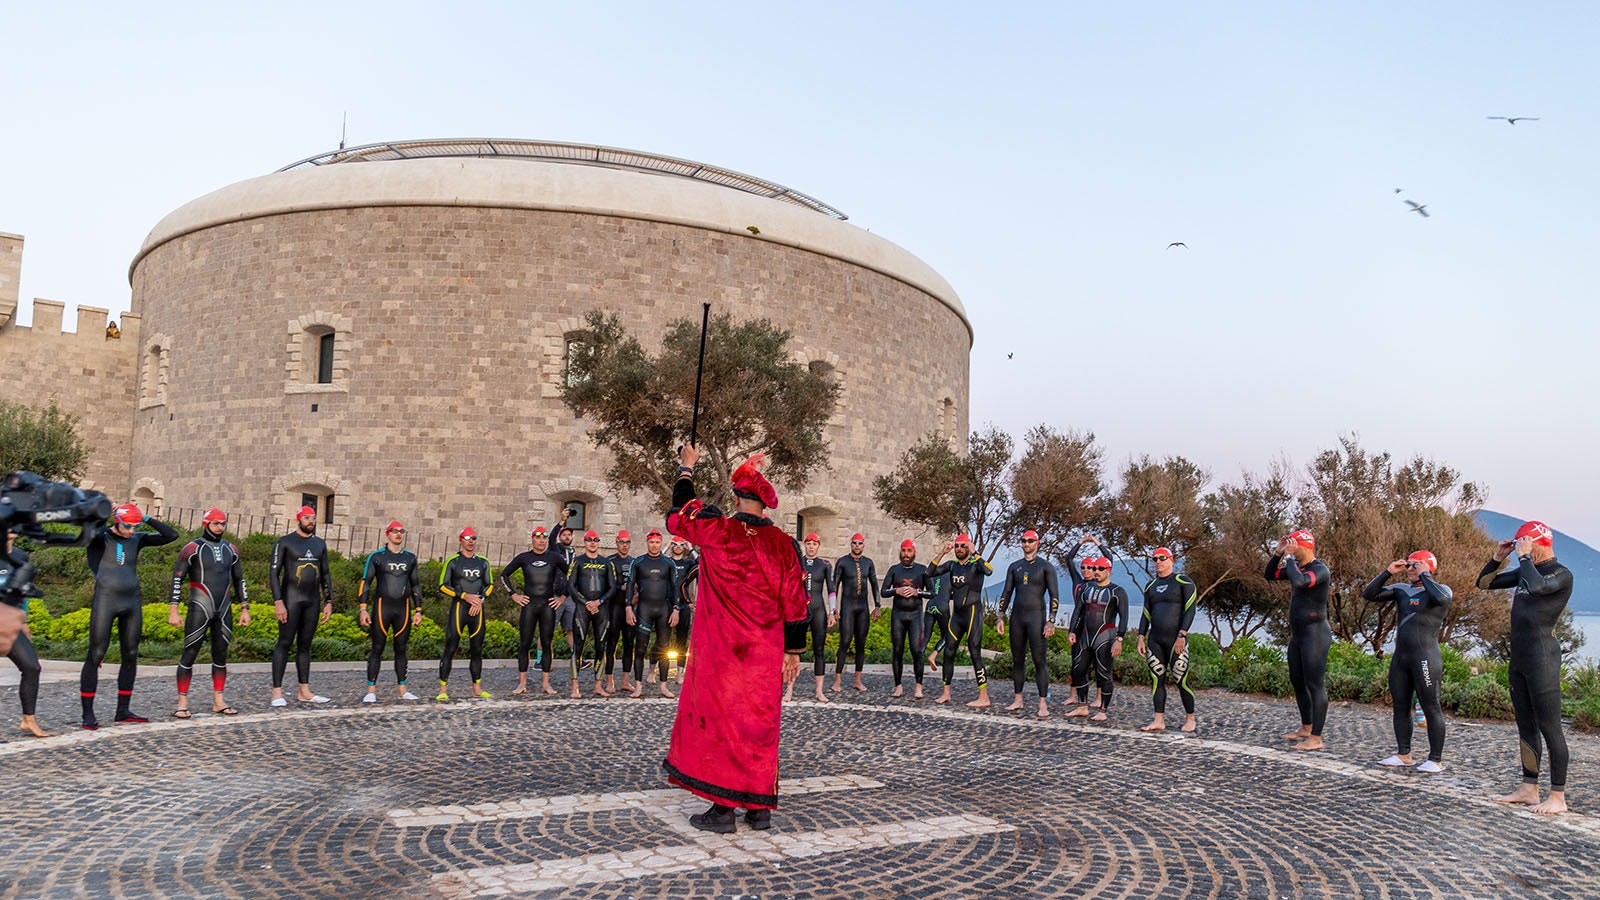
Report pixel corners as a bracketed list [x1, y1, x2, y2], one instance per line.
[744, 809, 772, 830]
[689, 804, 736, 834]
[114, 712, 149, 724]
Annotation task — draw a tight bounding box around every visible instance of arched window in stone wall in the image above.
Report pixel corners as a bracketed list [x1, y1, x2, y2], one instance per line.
[533, 477, 619, 544]
[271, 472, 344, 526]
[936, 396, 956, 443]
[131, 477, 165, 516]
[139, 335, 171, 410]
[285, 312, 352, 394]
[802, 351, 845, 430]
[791, 496, 844, 549]
[539, 316, 591, 399]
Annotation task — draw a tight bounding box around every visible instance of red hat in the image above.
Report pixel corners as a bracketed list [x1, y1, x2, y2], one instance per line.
[851, 533, 865, 542]
[731, 453, 779, 509]
[531, 526, 549, 537]
[616, 530, 631, 541]
[202, 508, 227, 525]
[804, 533, 820, 542]
[297, 505, 317, 519]
[669, 534, 687, 545]
[900, 539, 916, 551]
[955, 533, 973, 544]
[1289, 529, 1315, 549]
[1021, 529, 1039, 541]
[459, 526, 478, 540]
[1094, 556, 1113, 569]
[1152, 546, 1173, 559]
[385, 520, 404, 533]
[646, 528, 663, 539]
[112, 503, 144, 526]
[584, 530, 600, 541]
[1407, 550, 1438, 573]
[1515, 520, 1554, 547]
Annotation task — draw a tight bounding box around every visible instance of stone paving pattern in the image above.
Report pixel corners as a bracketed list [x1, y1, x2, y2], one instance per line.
[1, 662, 1597, 899]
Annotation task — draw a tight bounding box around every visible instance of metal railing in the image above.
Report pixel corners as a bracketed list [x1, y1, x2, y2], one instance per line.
[154, 507, 500, 564]
[276, 138, 849, 220]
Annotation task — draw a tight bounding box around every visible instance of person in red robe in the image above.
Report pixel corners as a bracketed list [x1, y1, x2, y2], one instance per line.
[662, 442, 810, 833]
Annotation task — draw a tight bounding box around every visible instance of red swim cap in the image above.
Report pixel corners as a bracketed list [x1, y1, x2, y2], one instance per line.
[297, 505, 317, 520]
[459, 526, 478, 540]
[1407, 550, 1437, 573]
[112, 503, 144, 526]
[900, 539, 916, 551]
[1289, 529, 1315, 549]
[385, 520, 404, 533]
[616, 530, 631, 541]
[804, 533, 820, 543]
[1515, 521, 1553, 547]
[202, 508, 228, 525]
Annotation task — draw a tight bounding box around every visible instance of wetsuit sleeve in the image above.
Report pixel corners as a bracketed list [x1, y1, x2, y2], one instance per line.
[317, 542, 333, 605]
[627, 559, 643, 607]
[822, 561, 834, 605]
[1138, 593, 1152, 636]
[1114, 586, 1128, 636]
[440, 556, 461, 599]
[142, 518, 180, 547]
[1265, 555, 1288, 581]
[1065, 541, 1087, 589]
[359, 552, 377, 604]
[1476, 558, 1518, 590]
[170, 542, 196, 605]
[497, 556, 522, 596]
[1046, 564, 1061, 620]
[927, 560, 952, 577]
[998, 564, 1016, 616]
[230, 545, 249, 606]
[596, 560, 614, 605]
[84, 526, 106, 574]
[1417, 572, 1452, 604]
[1517, 556, 1572, 597]
[1067, 585, 1085, 633]
[1279, 558, 1319, 590]
[481, 558, 495, 599]
[1177, 576, 1197, 633]
[881, 570, 895, 599]
[1361, 572, 1395, 602]
[268, 537, 286, 602]
[868, 560, 880, 607]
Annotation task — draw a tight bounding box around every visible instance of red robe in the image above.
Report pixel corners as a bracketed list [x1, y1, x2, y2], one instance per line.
[663, 497, 809, 809]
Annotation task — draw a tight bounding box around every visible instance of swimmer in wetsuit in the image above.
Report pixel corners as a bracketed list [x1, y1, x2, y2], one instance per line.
[604, 531, 636, 694]
[625, 528, 681, 699]
[927, 535, 994, 708]
[1064, 539, 1127, 722]
[1364, 550, 1451, 771]
[568, 529, 618, 698]
[882, 539, 933, 699]
[830, 533, 881, 693]
[168, 508, 250, 718]
[1266, 529, 1332, 751]
[438, 527, 495, 701]
[500, 526, 569, 697]
[1137, 546, 1198, 733]
[1479, 520, 1574, 814]
[668, 537, 697, 680]
[358, 521, 424, 703]
[997, 529, 1061, 718]
[785, 533, 834, 704]
[4, 531, 52, 737]
[82, 502, 179, 728]
[268, 506, 335, 708]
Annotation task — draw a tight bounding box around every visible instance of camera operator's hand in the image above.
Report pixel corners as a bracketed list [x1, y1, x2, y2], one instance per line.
[0, 605, 22, 655]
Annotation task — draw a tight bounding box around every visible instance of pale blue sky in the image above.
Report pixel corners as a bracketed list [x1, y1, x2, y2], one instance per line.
[3, 3, 1596, 544]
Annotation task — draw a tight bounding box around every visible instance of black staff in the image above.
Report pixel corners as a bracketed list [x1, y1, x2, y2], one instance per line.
[690, 303, 710, 446]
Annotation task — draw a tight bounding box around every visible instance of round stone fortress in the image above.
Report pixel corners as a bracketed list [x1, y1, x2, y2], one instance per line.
[127, 139, 970, 558]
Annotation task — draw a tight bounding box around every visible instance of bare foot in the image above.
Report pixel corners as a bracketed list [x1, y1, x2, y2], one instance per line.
[592, 686, 612, 698]
[511, 685, 527, 696]
[783, 688, 794, 703]
[603, 677, 616, 693]
[913, 686, 925, 700]
[1530, 792, 1568, 815]
[1005, 698, 1024, 712]
[831, 678, 842, 693]
[853, 680, 868, 693]
[890, 686, 904, 698]
[1089, 709, 1108, 722]
[935, 689, 951, 705]
[657, 685, 676, 699]
[629, 686, 643, 699]
[542, 684, 559, 696]
[1141, 717, 1166, 732]
[1492, 785, 1541, 806]
[1291, 736, 1324, 752]
[1282, 726, 1312, 741]
[814, 690, 830, 703]
[19, 715, 53, 738]
[1064, 705, 1090, 719]
[1037, 700, 1051, 718]
[966, 692, 991, 709]
[1181, 715, 1197, 733]
[569, 688, 582, 699]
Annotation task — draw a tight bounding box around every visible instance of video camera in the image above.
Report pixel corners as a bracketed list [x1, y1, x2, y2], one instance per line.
[0, 471, 112, 607]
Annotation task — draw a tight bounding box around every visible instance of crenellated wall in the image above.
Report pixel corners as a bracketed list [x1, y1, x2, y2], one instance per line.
[0, 233, 139, 494]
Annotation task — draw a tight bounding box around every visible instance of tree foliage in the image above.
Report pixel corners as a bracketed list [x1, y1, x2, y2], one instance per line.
[0, 398, 89, 483]
[1010, 426, 1105, 564]
[872, 426, 1014, 557]
[559, 309, 839, 509]
[1103, 454, 1209, 591]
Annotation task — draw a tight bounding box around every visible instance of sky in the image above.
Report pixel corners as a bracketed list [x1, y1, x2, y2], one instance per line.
[3, 3, 1597, 545]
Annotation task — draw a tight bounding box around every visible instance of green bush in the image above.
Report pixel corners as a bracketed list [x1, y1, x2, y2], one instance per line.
[1568, 691, 1600, 733]
[49, 607, 92, 642]
[1232, 660, 1292, 697]
[1221, 636, 1285, 675]
[484, 619, 519, 658]
[310, 636, 364, 662]
[141, 603, 182, 642]
[25, 602, 52, 637]
[1449, 674, 1513, 719]
[987, 650, 1071, 684]
[1440, 645, 1472, 685]
[318, 613, 368, 646]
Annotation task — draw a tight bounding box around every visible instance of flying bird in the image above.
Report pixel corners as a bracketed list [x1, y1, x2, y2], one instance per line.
[1487, 116, 1540, 125]
[1405, 200, 1430, 218]
[1166, 242, 1187, 249]
[1394, 188, 1403, 194]
[1007, 353, 1014, 359]
[746, 225, 761, 235]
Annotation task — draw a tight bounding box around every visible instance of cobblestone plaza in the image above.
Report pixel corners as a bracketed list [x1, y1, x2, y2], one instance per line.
[1, 665, 1595, 899]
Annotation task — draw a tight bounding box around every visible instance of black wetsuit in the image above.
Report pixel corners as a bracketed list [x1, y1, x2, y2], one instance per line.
[1363, 571, 1452, 761]
[567, 553, 617, 682]
[604, 552, 635, 679]
[1067, 568, 1128, 708]
[832, 554, 880, 675]
[1267, 554, 1333, 736]
[927, 555, 993, 687]
[1140, 573, 1198, 715]
[628, 552, 680, 682]
[883, 562, 933, 687]
[439, 552, 495, 687]
[82, 519, 178, 723]
[800, 556, 834, 677]
[170, 532, 248, 697]
[917, 569, 952, 664]
[359, 547, 421, 687]
[1478, 554, 1574, 790]
[269, 530, 333, 690]
[500, 546, 569, 674]
[999, 556, 1061, 699]
[670, 553, 698, 663]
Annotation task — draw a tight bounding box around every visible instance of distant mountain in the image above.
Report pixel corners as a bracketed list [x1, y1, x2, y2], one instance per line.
[1475, 511, 1599, 614]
